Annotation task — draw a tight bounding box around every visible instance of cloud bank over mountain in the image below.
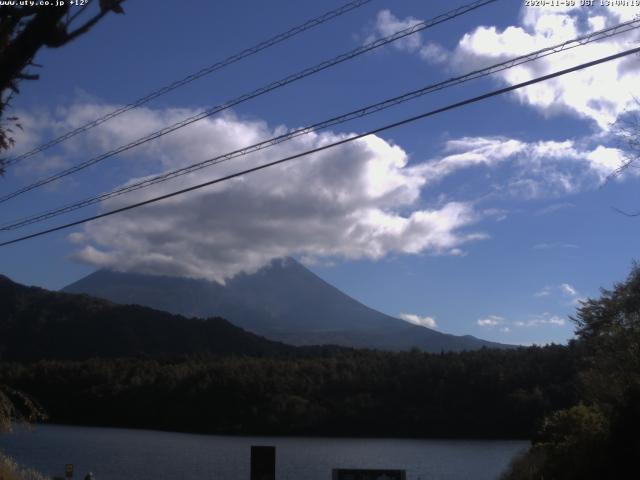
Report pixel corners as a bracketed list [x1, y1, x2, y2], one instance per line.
[34, 105, 483, 283]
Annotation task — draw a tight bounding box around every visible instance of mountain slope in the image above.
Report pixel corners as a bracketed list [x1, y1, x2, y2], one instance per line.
[63, 259, 510, 352]
[0, 274, 295, 361]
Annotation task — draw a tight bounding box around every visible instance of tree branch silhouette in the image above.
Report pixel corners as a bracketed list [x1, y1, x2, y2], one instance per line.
[0, 0, 125, 175]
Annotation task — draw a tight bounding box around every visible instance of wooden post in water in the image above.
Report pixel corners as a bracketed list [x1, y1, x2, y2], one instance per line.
[250, 445, 276, 480]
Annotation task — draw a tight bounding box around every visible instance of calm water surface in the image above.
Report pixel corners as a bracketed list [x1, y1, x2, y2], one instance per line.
[0, 424, 528, 480]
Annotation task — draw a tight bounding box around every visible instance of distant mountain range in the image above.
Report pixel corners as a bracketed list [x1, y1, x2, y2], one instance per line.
[0, 274, 297, 361]
[63, 258, 510, 352]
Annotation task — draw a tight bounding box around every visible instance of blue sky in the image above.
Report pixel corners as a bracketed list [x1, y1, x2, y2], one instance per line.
[1, 0, 639, 346]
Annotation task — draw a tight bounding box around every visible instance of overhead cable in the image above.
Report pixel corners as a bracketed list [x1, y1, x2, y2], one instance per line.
[1, 43, 638, 247]
[2, 0, 375, 167]
[2, 18, 638, 231]
[0, 0, 498, 204]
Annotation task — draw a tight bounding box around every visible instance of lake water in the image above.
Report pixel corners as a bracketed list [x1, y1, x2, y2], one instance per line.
[0, 424, 528, 480]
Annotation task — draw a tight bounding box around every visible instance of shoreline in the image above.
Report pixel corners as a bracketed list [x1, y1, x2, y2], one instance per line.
[10, 422, 532, 443]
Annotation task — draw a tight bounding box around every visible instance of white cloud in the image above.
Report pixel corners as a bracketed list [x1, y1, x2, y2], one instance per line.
[449, 5, 640, 130]
[533, 242, 579, 250]
[14, 96, 629, 283]
[420, 136, 526, 180]
[419, 42, 449, 64]
[4, 110, 49, 157]
[514, 314, 566, 327]
[416, 135, 631, 197]
[1, 110, 78, 178]
[477, 315, 504, 327]
[534, 202, 576, 215]
[559, 283, 587, 307]
[375, 6, 640, 130]
[586, 145, 628, 176]
[399, 313, 437, 329]
[368, 10, 448, 64]
[560, 283, 578, 297]
[534, 287, 551, 297]
[368, 10, 424, 52]
[534, 283, 580, 300]
[477, 312, 567, 330]
[45, 102, 488, 283]
[526, 140, 628, 185]
[365, 9, 639, 198]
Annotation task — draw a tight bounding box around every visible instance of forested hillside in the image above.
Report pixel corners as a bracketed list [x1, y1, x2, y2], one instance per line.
[0, 346, 577, 439]
[0, 275, 295, 360]
[0, 272, 578, 439]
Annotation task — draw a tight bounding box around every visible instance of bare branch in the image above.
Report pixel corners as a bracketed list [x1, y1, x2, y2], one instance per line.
[48, 9, 109, 47]
[66, 0, 94, 27]
[0, 0, 126, 164]
[607, 97, 640, 183]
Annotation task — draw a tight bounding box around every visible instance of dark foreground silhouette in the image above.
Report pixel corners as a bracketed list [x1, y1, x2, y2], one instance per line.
[1, 265, 639, 478]
[1, 346, 576, 439]
[502, 264, 640, 480]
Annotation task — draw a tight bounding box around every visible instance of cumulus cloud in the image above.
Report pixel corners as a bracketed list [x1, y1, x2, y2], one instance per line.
[365, 8, 639, 198]
[419, 42, 449, 64]
[368, 10, 424, 52]
[46, 102, 488, 283]
[449, 5, 640, 129]
[420, 136, 526, 179]
[399, 313, 437, 329]
[368, 10, 448, 64]
[416, 135, 630, 198]
[13, 98, 630, 284]
[4, 110, 49, 157]
[375, 6, 640, 129]
[477, 315, 504, 327]
[1, 110, 78, 178]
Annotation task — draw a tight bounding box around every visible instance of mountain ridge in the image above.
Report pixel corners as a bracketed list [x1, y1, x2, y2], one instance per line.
[0, 274, 301, 361]
[63, 258, 511, 352]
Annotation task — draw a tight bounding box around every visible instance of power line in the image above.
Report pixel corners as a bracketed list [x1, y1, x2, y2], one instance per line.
[0, 0, 498, 204]
[2, 0, 375, 167]
[1, 44, 638, 248]
[2, 18, 638, 231]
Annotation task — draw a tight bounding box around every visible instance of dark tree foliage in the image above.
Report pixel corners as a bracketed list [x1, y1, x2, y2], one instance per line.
[0, 384, 46, 433]
[0, 0, 125, 174]
[0, 272, 300, 432]
[0, 346, 578, 439]
[0, 274, 300, 360]
[0, 273, 579, 439]
[502, 264, 640, 480]
[0, 1, 125, 427]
